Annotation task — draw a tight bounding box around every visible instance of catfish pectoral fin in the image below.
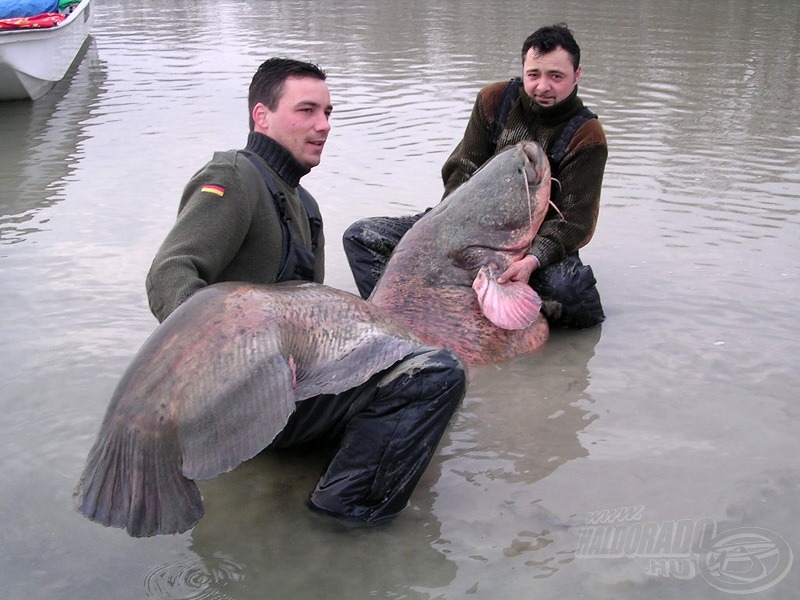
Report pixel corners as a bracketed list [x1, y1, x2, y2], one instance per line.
[472, 265, 542, 330]
[74, 417, 203, 538]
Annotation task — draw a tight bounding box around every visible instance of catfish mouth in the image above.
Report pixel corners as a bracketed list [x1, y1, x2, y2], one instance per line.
[470, 237, 532, 256]
[519, 141, 552, 232]
[459, 237, 534, 274]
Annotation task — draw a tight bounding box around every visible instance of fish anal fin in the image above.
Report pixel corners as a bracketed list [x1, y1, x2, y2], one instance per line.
[178, 355, 296, 481]
[295, 334, 422, 399]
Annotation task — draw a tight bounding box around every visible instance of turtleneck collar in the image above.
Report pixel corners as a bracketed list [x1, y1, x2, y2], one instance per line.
[520, 86, 583, 125]
[245, 131, 310, 187]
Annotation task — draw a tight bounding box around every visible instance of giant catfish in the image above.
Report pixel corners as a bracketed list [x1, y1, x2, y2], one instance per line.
[74, 141, 552, 537]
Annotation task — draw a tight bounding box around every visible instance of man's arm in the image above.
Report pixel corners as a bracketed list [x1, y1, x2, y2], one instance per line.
[497, 254, 540, 284]
[146, 163, 253, 322]
[528, 119, 607, 269]
[499, 119, 607, 284]
[441, 84, 505, 199]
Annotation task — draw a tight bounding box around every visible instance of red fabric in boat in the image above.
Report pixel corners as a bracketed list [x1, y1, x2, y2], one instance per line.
[0, 12, 65, 29]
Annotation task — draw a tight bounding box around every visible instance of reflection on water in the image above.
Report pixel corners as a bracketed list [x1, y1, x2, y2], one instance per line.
[120, 290, 601, 600]
[419, 329, 601, 593]
[0, 39, 107, 244]
[186, 449, 456, 599]
[168, 329, 600, 599]
[1, 0, 799, 598]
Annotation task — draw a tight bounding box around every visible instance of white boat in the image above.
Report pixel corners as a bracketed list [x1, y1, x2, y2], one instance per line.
[0, 0, 93, 101]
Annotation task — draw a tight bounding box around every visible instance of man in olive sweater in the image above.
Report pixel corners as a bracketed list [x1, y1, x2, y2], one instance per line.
[344, 24, 607, 328]
[146, 58, 466, 525]
[147, 60, 329, 322]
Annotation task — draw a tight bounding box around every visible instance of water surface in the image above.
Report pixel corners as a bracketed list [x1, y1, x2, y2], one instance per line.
[1, 1, 798, 598]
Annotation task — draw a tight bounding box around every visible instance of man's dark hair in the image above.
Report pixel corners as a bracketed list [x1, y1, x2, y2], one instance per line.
[521, 23, 580, 70]
[248, 58, 327, 131]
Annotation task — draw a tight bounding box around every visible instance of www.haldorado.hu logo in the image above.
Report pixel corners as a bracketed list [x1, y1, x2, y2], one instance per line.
[575, 506, 793, 594]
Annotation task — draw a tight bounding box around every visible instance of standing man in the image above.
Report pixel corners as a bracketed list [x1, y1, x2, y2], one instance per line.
[146, 58, 465, 525]
[344, 24, 607, 328]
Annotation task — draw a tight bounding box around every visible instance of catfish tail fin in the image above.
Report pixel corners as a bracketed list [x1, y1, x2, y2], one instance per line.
[73, 417, 203, 537]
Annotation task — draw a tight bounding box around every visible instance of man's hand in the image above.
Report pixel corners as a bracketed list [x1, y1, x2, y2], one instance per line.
[497, 255, 540, 285]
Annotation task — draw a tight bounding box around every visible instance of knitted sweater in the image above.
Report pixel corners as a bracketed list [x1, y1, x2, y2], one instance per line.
[441, 84, 607, 269]
[146, 132, 325, 322]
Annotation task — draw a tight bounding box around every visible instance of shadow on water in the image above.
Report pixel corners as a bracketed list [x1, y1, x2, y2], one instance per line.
[443, 325, 602, 485]
[0, 37, 107, 244]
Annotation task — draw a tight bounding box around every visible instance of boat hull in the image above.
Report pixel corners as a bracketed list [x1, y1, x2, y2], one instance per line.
[0, 0, 93, 101]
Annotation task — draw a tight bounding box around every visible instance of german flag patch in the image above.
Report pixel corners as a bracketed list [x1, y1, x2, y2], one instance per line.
[201, 184, 225, 197]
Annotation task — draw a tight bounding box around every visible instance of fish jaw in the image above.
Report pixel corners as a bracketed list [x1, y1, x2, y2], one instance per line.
[370, 141, 553, 365]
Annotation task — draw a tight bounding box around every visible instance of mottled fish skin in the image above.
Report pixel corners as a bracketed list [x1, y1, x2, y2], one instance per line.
[370, 142, 552, 364]
[74, 282, 425, 537]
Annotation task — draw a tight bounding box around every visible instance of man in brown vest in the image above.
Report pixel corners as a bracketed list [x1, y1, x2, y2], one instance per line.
[344, 23, 607, 329]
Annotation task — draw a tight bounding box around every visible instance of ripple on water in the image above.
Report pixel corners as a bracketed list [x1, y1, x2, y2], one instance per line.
[143, 554, 244, 600]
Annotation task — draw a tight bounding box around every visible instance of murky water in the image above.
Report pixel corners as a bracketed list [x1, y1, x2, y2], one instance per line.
[1, 0, 798, 598]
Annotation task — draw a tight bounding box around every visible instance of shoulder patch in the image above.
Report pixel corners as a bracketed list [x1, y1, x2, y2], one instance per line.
[480, 80, 512, 123]
[568, 119, 607, 152]
[200, 184, 225, 197]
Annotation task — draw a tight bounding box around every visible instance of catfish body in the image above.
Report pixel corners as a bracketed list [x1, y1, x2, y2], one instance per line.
[75, 282, 424, 537]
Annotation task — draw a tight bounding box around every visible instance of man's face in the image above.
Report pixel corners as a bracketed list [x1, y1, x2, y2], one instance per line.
[522, 46, 581, 107]
[254, 76, 332, 169]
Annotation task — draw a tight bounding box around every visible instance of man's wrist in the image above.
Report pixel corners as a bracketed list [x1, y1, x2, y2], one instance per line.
[525, 253, 541, 269]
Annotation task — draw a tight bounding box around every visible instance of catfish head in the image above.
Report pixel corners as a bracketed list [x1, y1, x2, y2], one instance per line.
[416, 141, 551, 330]
[371, 141, 552, 364]
[435, 141, 551, 278]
